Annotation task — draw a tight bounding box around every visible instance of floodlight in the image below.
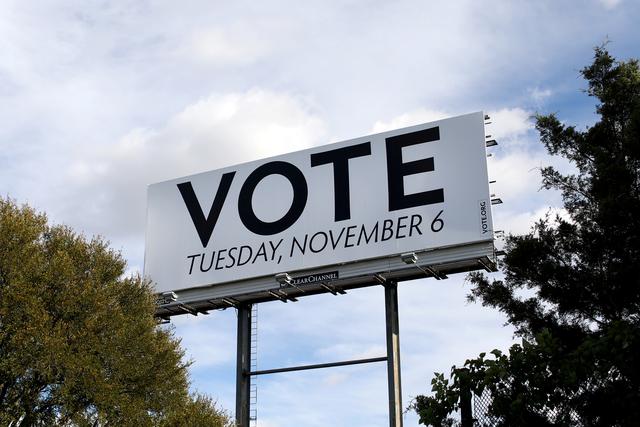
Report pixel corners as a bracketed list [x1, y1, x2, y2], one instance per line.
[402, 254, 448, 280]
[161, 291, 178, 302]
[268, 289, 298, 303]
[268, 290, 288, 303]
[179, 302, 198, 316]
[401, 252, 418, 265]
[374, 273, 387, 284]
[485, 139, 498, 147]
[222, 297, 239, 307]
[320, 283, 346, 296]
[425, 266, 448, 280]
[491, 198, 503, 205]
[275, 272, 292, 286]
[477, 257, 494, 273]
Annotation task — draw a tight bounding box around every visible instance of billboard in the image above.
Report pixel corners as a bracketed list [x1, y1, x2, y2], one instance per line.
[146, 112, 495, 309]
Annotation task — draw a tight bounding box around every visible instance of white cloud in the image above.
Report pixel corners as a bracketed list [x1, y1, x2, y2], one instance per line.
[494, 206, 569, 237]
[487, 144, 571, 238]
[487, 149, 545, 203]
[598, 0, 622, 9]
[183, 28, 271, 66]
[371, 109, 449, 133]
[528, 86, 554, 104]
[487, 108, 533, 142]
[56, 89, 326, 249]
[323, 372, 349, 386]
[316, 344, 386, 361]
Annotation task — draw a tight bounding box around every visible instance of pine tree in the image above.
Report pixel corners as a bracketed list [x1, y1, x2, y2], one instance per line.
[413, 47, 640, 426]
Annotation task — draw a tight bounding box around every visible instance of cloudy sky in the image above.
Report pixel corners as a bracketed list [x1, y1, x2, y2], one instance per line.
[2, 1, 639, 425]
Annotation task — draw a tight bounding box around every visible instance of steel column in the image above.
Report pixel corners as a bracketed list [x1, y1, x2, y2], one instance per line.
[235, 303, 252, 427]
[385, 281, 403, 427]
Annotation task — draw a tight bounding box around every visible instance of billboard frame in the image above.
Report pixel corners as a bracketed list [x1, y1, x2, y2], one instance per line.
[148, 111, 496, 311]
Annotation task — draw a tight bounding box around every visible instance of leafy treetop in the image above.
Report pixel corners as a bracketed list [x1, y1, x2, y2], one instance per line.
[0, 198, 231, 426]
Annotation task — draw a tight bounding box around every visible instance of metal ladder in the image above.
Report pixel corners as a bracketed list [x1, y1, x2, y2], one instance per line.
[249, 304, 258, 426]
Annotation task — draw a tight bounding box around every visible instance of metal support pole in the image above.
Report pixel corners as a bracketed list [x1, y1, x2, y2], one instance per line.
[385, 281, 403, 427]
[459, 368, 473, 427]
[460, 390, 473, 427]
[236, 303, 252, 427]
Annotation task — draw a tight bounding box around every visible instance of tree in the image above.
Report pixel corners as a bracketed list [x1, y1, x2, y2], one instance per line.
[412, 47, 640, 426]
[161, 393, 231, 427]
[0, 198, 231, 426]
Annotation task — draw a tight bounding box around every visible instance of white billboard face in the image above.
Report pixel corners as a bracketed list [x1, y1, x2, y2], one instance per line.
[145, 112, 493, 294]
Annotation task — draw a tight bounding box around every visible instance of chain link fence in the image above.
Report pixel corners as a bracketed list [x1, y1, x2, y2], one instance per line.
[421, 378, 603, 426]
[465, 388, 585, 427]
[471, 390, 501, 427]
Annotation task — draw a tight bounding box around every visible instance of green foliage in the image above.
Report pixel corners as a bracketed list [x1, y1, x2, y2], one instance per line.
[413, 47, 640, 426]
[0, 199, 231, 426]
[161, 393, 232, 427]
